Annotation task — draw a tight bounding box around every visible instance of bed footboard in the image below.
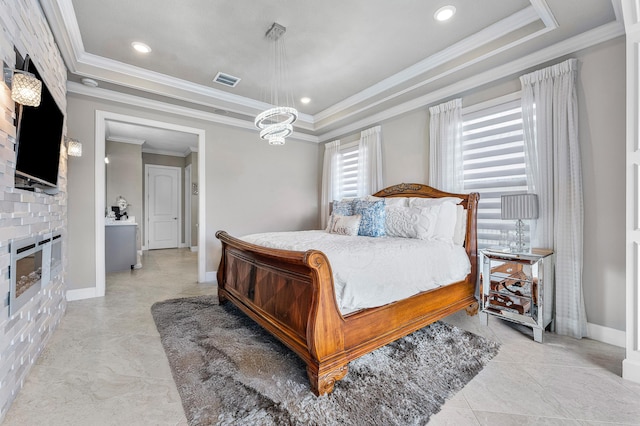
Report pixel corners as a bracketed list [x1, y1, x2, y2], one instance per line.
[216, 231, 348, 395]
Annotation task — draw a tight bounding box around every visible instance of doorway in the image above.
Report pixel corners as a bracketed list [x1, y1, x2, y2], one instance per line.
[94, 111, 207, 298]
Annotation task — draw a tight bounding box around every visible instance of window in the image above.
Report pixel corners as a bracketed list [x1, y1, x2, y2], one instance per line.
[336, 141, 359, 199]
[462, 97, 529, 249]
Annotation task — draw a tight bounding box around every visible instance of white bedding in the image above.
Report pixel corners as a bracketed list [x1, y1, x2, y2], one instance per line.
[241, 230, 471, 315]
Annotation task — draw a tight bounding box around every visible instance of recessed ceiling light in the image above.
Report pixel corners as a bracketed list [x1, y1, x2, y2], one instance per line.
[131, 41, 152, 54]
[300, 97, 311, 104]
[434, 5, 456, 21]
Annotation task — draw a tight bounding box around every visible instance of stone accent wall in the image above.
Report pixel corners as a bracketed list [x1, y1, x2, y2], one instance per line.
[0, 0, 68, 420]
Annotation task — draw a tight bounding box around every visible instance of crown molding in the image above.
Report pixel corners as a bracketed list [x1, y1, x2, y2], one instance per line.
[106, 136, 146, 145]
[67, 82, 320, 144]
[39, 0, 85, 72]
[42, 1, 315, 128]
[57, 0, 621, 145]
[530, 0, 559, 28]
[315, 21, 557, 132]
[318, 19, 625, 142]
[68, 15, 623, 147]
[314, 4, 544, 124]
[621, 0, 640, 31]
[142, 147, 188, 157]
[44, 0, 552, 133]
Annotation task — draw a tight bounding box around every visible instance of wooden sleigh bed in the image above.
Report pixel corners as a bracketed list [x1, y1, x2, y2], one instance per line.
[216, 183, 479, 395]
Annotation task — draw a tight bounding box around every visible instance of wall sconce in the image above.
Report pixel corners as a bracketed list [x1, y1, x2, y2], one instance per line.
[66, 137, 82, 157]
[3, 66, 42, 107]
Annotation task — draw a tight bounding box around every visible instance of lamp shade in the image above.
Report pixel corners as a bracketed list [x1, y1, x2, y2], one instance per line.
[11, 72, 42, 107]
[501, 194, 539, 220]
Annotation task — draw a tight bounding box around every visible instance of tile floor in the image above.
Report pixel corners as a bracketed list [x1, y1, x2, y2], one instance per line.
[3, 248, 640, 425]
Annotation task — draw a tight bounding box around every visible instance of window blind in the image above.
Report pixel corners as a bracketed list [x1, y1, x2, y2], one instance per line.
[338, 141, 359, 199]
[462, 98, 529, 249]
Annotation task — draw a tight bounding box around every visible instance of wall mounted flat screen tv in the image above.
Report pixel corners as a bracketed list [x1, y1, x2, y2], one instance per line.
[14, 56, 65, 190]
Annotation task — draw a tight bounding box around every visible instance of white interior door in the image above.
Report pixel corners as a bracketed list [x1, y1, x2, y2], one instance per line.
[147, 165, 181, 249]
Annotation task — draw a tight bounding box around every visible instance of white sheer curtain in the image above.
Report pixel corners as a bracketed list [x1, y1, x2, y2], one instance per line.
[320, 140, 340, 228]
[357, 126, 383, 196]
[520, 58, 587, 338]
[429, 99, 464, 192]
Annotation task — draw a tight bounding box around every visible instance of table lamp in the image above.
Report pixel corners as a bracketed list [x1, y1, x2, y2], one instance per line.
[501, 193, 538, 253]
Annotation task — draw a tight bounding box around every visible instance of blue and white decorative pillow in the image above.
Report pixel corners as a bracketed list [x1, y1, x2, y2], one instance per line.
[353, 199, 386, 237]
[332, 199, 355, 216]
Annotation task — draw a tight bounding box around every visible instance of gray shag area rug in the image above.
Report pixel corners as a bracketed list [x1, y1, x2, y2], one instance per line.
[151, 295, 499, 425]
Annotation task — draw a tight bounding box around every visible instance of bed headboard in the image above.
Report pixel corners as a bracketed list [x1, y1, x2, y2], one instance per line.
[372, 183, 479, 263]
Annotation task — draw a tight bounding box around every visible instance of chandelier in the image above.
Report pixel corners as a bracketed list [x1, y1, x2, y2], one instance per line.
[254, 23, 298, 146]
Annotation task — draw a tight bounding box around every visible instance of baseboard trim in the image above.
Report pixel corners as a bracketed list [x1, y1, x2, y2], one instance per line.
[623, 357, 640, 383]
[66, 287, 99, 301]
[587, 322, 625, 348]
[204, 271, 217, 283]
[190, 246, 198, 252]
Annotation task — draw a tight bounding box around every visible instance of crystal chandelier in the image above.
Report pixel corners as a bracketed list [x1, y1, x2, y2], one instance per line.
[254, 23, 298, 146]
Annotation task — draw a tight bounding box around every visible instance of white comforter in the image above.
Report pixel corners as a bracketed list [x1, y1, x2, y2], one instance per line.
[241, 231, 471, 315]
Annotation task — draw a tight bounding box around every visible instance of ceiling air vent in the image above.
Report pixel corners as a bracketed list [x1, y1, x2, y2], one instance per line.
[213, 72, 241, 88]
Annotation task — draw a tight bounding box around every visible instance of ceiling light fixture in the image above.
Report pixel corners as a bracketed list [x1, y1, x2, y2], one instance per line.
[300, 97, 311, 104]
[81, 77, 98, 87]
[434, 5, 456, 21]
[131, 41, 152, 54]
[254, 22, 298, 146]
[3, 66, 42, 106]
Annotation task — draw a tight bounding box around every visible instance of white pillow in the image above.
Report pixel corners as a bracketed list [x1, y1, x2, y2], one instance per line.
[453, 205, 467, 246]
[431, 201, 458, 243]
[408, 196, 463, 207]
[384, 197, 408, 207]
[329, 214, 362, 236]
[385, 206, 438, 239]
[365, 195, 408, 207]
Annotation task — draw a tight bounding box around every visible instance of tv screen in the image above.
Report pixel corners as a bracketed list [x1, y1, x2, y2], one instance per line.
[14, 57, 64, 189]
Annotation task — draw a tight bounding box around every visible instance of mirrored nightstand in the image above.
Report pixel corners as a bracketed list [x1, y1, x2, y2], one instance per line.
[479, 248, 554, 343]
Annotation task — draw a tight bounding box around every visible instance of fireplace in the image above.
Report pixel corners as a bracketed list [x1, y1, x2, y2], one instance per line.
[9, 234, 61, 316]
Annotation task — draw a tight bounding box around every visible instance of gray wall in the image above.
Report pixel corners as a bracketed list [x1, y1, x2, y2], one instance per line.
[577, 38, 625, 331]
[66, 95, 320, 288]
[106, 141, 143, 231]
[322, 37, 626, 332]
